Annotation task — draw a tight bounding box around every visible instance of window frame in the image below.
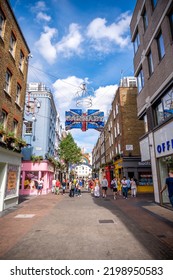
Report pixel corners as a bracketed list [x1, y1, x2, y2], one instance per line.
[9, 31, 16, 57]
[168, 6, 173, 40]
[133, 30, 140, 54]
[142, 7, 148, 31]
[137, 68, 144, 93]
[19, 50, 24, 72]
[5, 69, 12, 95]
[0, 8, 6, 38]
[147, 50, 154, 76]
[25, 121, 33, 134]
[157, 31, 165, 60]
[16, 83, 21, 105]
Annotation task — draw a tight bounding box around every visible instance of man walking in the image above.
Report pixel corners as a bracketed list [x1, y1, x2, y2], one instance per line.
[101, 175, 108, 198]
[160, 170, 173, 207]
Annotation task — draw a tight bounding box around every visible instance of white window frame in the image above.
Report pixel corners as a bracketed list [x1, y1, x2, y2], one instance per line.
[19, 50, 24, 72]
[9, 32, 16, 57]
[16, 83, 21, 105]
[5, 69, 12, 94]
[0, 8, 5, 38]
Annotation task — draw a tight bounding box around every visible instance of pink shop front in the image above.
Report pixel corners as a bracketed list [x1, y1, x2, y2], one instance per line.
[20, 160, 54, 195]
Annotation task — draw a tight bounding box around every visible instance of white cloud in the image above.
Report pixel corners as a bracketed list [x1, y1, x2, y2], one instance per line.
[36, 12, 51, 22]
[35, 26, 57, 64]
[56, 23, 84, 57]
[31, 1, 47, 12]
[52, 77, 118, 152]
[91, 85, 117, 115]
[86, 12, 132, 51]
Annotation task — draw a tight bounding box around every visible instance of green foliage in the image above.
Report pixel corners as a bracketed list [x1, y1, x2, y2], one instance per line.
[59, 133, 82, 166]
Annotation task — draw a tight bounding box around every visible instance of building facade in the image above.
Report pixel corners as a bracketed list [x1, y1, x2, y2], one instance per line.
[0, 0, 30, 210]
[130, 0, 173, 207]
[20, 82, 60, 195]
[92, 77, 152, 192]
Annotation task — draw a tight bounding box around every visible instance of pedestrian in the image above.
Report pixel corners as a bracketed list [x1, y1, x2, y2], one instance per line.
[101, 175, 108, 198]
[61, 179, 66, 195]
[52, 177, 56, 193]
[37, 177, 44, 195]
[160, 170, 173, 207]
[69, 180, 75, 197]
[121, 176, 128, 199]
[111, 177, 118, 199]
[94, 177, 100, 197]
[55, 179, 61, 195]
[130, 177, 137, 197]
[78, 178, 83, 196]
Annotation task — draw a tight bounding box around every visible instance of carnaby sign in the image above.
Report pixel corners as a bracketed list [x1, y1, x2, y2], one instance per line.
[65, 109, 104, 131]
[154, 122, 173, 158]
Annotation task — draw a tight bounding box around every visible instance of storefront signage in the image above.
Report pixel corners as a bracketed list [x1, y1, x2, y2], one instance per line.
[65, 109, 104, 131]
[154, 122, 173, 158]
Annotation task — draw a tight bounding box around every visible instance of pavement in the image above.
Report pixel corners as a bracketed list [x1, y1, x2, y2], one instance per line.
[0, 188, 173, 260]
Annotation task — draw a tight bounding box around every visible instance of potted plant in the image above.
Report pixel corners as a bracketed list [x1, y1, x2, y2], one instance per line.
[15, 137, 27, 148]
[5, 131, 16, 148]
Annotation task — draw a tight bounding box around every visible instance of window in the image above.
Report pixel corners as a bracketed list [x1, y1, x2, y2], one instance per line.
[155, 88, 173, 125]
[1, 110, 8, 128]
[144, 114, 148, 133]
[16, 83, 21, 105]
[19, 50, 24, 71]
[133, 30, 140, 53]
[147, 51, 154, 76]
[13, 119, 18, 136]
[5, 69, 12, 94]
[137, 68, 144, 93]
[142, 7, 148, 31]
[9, 32, 16, 57]
[0, 8, 5, 38]
[25, 121, 33, 134]
[157, 32, 165, 60]
[151, 0, 158, 9]
[169, 7, 173, 40]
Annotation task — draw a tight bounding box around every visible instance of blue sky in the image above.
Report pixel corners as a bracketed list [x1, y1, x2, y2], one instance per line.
[10, 0, 137, 153]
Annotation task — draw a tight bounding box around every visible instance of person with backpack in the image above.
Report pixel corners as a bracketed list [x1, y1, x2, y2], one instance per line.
[69, 180, 75, 197]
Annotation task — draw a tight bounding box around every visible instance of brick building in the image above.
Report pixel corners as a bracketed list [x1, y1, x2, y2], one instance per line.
[130, 0, 173, 207]
[0, 0, 30, 210]
[92, 77, 152, 191]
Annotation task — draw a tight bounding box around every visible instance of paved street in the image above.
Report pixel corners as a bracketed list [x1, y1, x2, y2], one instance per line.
[0, 189, 173, 260]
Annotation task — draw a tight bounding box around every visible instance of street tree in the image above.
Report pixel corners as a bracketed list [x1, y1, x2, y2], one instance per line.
[59, 133, 82, 178]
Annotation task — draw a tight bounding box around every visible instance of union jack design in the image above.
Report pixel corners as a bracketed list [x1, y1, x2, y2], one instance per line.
[65, 109, 104, 131]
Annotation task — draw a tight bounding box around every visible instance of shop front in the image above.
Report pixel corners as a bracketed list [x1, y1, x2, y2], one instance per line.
[154, 121, 173, 208]
[114, 157, 153, 193]
[20, 160, 55, 195]
[0, 147, 22, 211]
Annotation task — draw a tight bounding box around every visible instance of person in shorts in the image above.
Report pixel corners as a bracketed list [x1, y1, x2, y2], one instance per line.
[111, 177, 118, 199]
[101, 175, 108, 198]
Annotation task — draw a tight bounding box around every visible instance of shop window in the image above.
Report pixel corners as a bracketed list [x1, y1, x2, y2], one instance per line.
[138, 172, 153, 185]
[24, 171, 39, 189]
